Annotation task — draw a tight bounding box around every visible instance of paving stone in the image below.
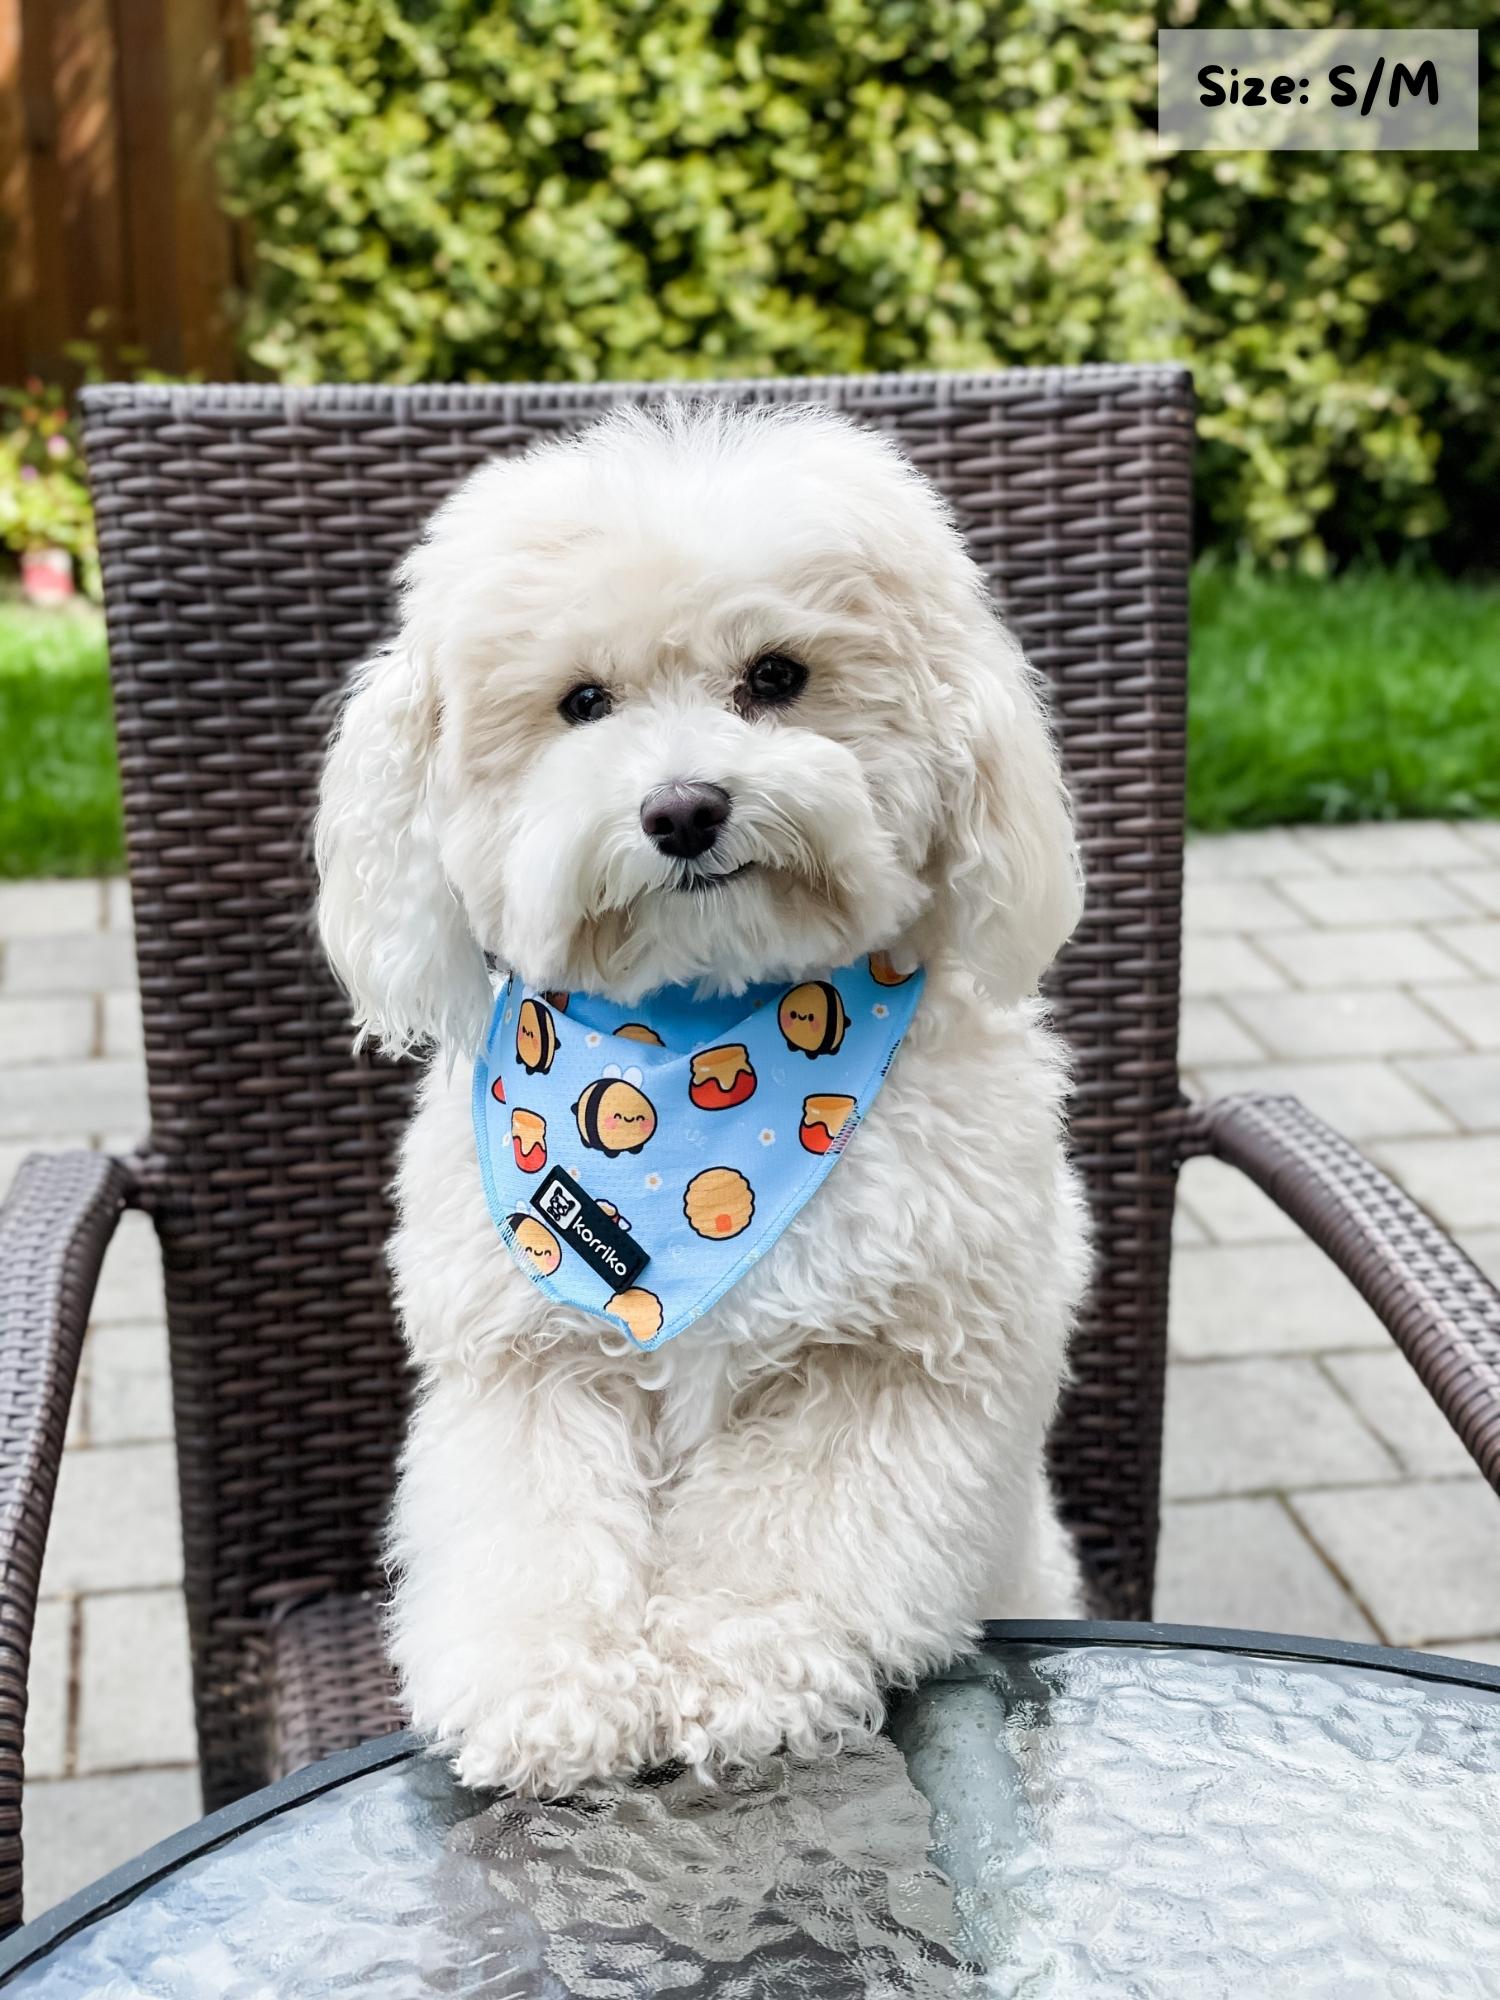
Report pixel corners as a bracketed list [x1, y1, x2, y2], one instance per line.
[1185, 831, 1331, 880]
[1459, 1232, 1500, 1285]
[102, 989, 143, 1058]
[0, 996, 95, 1064]
[1174, 1157, 1301, 1244]
[1322, 1353, 1478, 1477]
[1459, 823, 1500, 861]
[1371, 1136, 1500, 1232]
[90, 1210, 166, 1325]
[1277, 872, 1475, 928]
[77, 1592, 197, 1773]
[0, 1061, 146, 1142]
[63, 1381, 85, 1450]
[1194, 1059, 1452, 1142]
[1255, 926, 1470, 990]
[39, 1444, 182, 1597]
[22, 1767, 200, 1920]
[1170, 1242, 1386, 1360]
[1414, 983, 1500, 1051]
[1432, 921, 1500, 978]
[1182, 879, 1305, 934]
[0, 879, 102, 939]
[1181, 933, 1285, 999]
[1163, 1357, 1397, 1500]
[25, 1601, 71, 1783]
[1172, 1204, 1209, 1248]
[85, 1318, 173, 1444]
[1154, 1498, 1378, 1642]
[1226, 989, 1457, 1061]
[1178, 999, 1264, 1067]
[103, 877, 134, 932]
[1397, 1053, 1500, 1133]
[1449, 869, 1500, 916]
[1, 930, 136, 996]
[1292, 821, 1481, 873]
[1292, 1479, 1500, 1646]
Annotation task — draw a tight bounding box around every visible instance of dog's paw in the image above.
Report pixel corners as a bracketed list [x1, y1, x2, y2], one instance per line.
[650, 1598, 883, 1775]
[419, 1645, 662, 1796]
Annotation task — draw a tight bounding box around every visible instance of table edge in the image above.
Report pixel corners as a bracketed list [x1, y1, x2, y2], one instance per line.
[0, 1731, 421, 1981]
[981, 1618, 1500, 1692]
[5, 1620, 1499, 1982]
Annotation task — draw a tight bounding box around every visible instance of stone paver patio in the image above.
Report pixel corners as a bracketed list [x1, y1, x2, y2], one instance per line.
[3, 820, 1500, 1916]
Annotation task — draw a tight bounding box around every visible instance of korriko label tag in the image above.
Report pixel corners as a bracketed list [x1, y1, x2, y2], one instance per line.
[528, 1166, 650, 1289]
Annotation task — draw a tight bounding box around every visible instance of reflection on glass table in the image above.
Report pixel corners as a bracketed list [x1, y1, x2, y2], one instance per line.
[4, 1623, 1499, 1998]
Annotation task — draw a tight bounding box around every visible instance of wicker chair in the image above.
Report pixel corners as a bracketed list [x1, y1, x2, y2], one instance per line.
[2, 367, 1497, 1933]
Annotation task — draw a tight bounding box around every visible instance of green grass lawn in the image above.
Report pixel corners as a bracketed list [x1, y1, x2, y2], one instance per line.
[1189, 564, 1500, 831]
[1, 569, 1498, 877]
[0, 600, 123, 877]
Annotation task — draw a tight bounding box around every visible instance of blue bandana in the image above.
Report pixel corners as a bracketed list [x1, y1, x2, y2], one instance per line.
[472, 955, 924, 1349]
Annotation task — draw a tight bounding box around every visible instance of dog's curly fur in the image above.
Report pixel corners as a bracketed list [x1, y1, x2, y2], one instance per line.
[315, 401, 1091, 1796]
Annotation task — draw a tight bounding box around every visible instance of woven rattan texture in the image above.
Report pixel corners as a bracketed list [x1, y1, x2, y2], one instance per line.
[80, 368, 1193, 1807]
[1186, 1094, 1500, 1491]
[269, 1592, 398, 1778]
[0, 1152, 133, 1931]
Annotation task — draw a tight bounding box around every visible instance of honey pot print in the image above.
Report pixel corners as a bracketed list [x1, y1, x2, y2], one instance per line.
[800, 1093, 857, 1154]
[688, 1043, 757, 1110]
[510, 1109, 546, 1174]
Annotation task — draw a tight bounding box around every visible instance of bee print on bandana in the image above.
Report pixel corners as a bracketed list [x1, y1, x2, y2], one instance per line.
[683, 1166, 755, 1240]
[868, 951, 917, 987]
[607, 1286, 663, 1344]
[573, 1066, 657, 1155]
[507, 1213, 561, 1275]
[511, 1109, 547, 1173]
[516, 998, 558, 1075]
[800, 1092, 857, 1155]
[688, 1042, 757, 1111]
[778, 981, 848, 1058]
[616, 1023, 665, 1047]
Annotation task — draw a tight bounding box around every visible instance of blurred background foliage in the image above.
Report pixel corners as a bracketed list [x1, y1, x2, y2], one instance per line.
[4, 0, 1498, 873]
[0, 380, 98, 598]
[223, 0, 1499, 573]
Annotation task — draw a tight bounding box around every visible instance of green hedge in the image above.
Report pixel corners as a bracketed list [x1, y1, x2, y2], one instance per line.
[225, 0, 1498, 569]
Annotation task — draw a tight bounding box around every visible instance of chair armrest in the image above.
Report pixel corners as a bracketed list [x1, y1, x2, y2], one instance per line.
[0, 1151, 134, 1934]
[1181, 1093, 1500, 1494]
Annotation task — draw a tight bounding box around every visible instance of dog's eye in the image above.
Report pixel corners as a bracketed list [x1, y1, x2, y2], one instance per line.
[739, 653, 808, 712]
[560, 683, 613, 725]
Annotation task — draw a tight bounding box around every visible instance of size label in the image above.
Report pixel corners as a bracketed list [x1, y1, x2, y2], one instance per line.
[1159, 30, 1477, 152]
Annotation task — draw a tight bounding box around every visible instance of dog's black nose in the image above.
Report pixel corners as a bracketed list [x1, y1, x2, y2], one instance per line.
[640, 781, 732, 860]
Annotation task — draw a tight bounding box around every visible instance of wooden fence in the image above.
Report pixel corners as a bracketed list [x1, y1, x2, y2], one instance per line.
[0, 0, 249, 385]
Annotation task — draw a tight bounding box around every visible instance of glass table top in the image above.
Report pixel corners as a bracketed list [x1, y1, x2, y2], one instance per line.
[6, 1626, 1500, 1998]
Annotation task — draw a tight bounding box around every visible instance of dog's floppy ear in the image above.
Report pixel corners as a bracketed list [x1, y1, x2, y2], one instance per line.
[934, 596, 1084, 1006]
[315, 647, 491, 1056]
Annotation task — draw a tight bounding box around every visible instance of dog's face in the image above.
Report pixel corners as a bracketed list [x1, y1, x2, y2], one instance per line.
[317, 403, 1082, 1053]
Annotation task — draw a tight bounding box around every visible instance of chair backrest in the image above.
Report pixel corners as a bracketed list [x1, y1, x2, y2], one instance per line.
[82, 369, 1192, 1802]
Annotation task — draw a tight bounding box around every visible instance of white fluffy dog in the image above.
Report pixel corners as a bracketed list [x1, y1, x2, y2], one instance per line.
[315, 400, 1091, 1797]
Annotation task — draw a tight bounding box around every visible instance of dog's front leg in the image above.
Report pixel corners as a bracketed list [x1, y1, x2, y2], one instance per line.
[390, 1351, 660, 1795]
[650, 1339, 1073, 1773]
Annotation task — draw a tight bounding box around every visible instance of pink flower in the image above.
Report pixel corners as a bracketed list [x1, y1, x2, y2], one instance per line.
[19, 464, 37, 483]
[46, 434, 70, 459]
